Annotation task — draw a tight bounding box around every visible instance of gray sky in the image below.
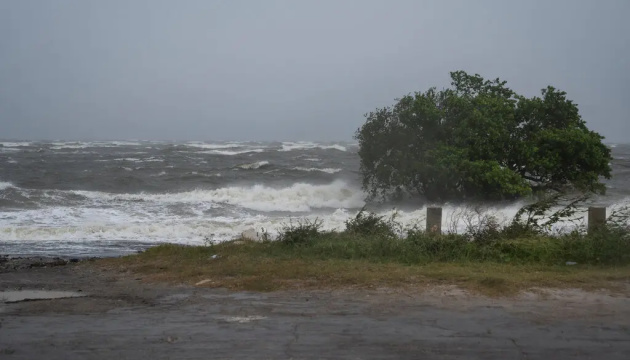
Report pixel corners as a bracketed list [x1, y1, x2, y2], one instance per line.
[1, 0, 628, 142]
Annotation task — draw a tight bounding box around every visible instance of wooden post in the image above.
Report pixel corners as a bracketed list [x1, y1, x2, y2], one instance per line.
[588, 207, 606, 234]
[426, 207, 442, 234]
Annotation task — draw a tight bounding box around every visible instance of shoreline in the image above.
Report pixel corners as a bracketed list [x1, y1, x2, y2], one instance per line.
[0, 255, 89, 273]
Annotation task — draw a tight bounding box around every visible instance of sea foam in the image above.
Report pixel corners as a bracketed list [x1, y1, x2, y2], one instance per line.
[0, 181, 14, 191]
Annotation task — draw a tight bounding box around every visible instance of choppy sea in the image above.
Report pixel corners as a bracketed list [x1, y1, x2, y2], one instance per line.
[1, 140, 629, 257]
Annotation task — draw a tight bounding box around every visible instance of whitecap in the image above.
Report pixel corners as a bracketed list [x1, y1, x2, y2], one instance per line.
[50, 141, 143, 149]
[204, 149, 265, 156]
[105, 141, 143, 146]
[0, 181, 15, 190]
[292, 167, 342, 174]
[50, 144, 90, 150]
[279, 141, 347, 152]
[0, 142, 32, 147]
[185, 142, 245, 150]
[236, 161, 270, 170]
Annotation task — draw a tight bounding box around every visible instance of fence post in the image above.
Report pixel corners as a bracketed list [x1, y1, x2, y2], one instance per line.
[426, 207, 443, 234]
[587, 207, 606, 234]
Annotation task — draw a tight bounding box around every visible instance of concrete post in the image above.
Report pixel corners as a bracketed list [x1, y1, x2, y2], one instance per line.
[426, 207, 443, 234]
[588, 207, 607, 234]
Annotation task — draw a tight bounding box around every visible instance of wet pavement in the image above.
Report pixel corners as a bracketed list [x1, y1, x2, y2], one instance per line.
[1, 262, 629, 359]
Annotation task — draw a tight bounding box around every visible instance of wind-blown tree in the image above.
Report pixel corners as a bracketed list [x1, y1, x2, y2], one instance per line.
[356, 71, 612, 202]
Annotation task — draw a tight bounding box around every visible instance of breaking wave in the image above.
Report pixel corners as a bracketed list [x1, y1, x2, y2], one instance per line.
[50, 141, 144, 150]
[279, 141, 347, 152]
[72, 180, 363, 212]
[184, 142, 246, 150]
[236, 161, 271, 170]
[205, 149, 265, 156]
[0, 181, 15, 191]
[292, 167, 342, 174]
[0, 142, 32, 147]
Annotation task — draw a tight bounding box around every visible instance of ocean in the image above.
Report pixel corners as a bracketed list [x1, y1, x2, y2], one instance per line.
[1, 140, 629, 258]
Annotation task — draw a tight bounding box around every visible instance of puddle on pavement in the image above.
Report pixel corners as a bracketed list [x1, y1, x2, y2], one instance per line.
[0, 290, 87, 303]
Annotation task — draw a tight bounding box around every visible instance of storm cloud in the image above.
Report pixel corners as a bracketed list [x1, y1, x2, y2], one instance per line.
[1, 0, 628, 142]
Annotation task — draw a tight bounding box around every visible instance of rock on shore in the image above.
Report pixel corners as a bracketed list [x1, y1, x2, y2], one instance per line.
[0, 255, 82, 273]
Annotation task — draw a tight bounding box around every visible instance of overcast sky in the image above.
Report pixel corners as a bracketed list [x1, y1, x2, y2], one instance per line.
[1, 0, 628, 142]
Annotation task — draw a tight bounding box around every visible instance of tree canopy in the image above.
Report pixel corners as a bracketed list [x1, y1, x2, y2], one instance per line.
[355, 71, 612, 202]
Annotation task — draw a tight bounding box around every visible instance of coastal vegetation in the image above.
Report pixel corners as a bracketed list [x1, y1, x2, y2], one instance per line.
[100, 208, 630, 296]
[355, 71, 612, 202]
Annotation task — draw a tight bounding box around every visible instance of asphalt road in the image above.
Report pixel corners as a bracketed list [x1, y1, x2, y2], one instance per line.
[1, 260, 629, 359]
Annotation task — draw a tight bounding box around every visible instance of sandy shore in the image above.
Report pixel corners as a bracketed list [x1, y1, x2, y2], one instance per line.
[1, 257, 630, 359]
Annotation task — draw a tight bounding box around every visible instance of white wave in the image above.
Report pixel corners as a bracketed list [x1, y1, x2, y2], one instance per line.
[196, 181, 364, 212]
[0, 142, 32, 147]
[236, 161, 270, 170]
[105, 141, 144, 146]
[279, 141, 347, 152]
[206, 181, 362, 212]
[151, 171, 168, 177]
[0, 147, 20, 153]
[50, 142, 91, 150]
[185, 142, 246, 150]
[122, 167, 133, 171]
[96, 157, 163, 162]
[204, 149, 265, 156]
[322, 144, 347, 151]
[292, 167, 342, 174]
[0, 181, 15, 190]
[304, 158, 321, 162]
[7, 158, 18, 164]
[50, 141, 143, 149]
[0, 203, 353, 243]
[0, 214, 266, 243]
[71, 180, 363, 212]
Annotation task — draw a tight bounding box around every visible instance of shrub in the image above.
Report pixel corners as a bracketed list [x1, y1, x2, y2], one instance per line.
[560, 226, 630, 265]
[344, 208, 398, 237]
[277, 218, 324, 245]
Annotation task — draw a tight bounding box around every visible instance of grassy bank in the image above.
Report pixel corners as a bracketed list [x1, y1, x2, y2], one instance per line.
[98, 216, 630, 296]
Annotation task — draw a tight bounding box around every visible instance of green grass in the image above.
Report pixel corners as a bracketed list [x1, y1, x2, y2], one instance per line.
[96, 225, 630, 296]
[256, 224, 630, 266]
